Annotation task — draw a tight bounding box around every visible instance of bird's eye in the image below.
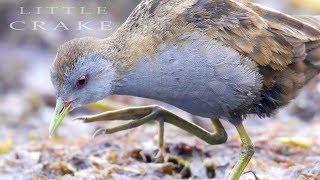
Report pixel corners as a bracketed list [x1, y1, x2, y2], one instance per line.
[76, 75, 88, 88]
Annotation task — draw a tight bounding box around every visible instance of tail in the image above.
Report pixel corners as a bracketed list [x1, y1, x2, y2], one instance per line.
[294, 15, 320, 67]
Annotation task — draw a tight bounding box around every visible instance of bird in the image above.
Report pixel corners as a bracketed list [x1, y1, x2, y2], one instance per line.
[49, 0, 320, 179]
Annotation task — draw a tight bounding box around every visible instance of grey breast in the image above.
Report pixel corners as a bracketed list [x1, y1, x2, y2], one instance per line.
[115, 32, 262, 119]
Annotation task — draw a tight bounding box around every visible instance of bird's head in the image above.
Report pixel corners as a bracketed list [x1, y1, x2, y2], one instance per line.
[49, 37, 117, 135]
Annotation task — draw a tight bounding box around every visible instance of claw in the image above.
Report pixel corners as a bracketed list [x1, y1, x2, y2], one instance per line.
[155, 149, 165, 163]
[92, 128, 107, 139]
[73, 117, 87, 121]
[72, 117, 84, 121]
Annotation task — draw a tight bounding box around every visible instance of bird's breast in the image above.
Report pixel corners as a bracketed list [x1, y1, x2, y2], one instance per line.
[115, 32, 262, 119]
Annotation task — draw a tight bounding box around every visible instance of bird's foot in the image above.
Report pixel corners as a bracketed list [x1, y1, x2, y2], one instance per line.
[73, 106, 230, 168]
[75, 105, 167, 163]
[154, 149, 165, 163]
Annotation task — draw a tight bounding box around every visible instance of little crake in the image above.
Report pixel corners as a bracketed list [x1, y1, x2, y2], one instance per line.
[49, 0, 320, 179]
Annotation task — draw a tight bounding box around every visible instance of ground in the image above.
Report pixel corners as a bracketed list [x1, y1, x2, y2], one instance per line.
[1, 0, 320, 179]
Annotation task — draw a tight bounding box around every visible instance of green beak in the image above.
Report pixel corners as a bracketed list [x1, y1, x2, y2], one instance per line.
[49, 98, 71, 136]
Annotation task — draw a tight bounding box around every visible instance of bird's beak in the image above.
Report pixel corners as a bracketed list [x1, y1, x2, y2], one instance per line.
[49, 98, 72, 136]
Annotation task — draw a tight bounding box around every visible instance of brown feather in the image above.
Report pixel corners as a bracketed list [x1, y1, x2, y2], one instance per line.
[184, 0, 320, 70]
[52, 0, 320, 116]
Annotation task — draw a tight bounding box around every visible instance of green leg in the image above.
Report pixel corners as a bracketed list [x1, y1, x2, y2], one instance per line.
[155, 118, 165, 163]
[163, 112, 228, 145]
[76, 105, 228, 145]
[74, 106, 155, 122]
[75, 106, 253, 179]
[75, 106, 228, 165]
[91, 111, 158, 138]
[228, 123, 255, 180]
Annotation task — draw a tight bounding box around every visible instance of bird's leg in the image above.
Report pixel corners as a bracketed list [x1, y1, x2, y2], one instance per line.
[74, 106, 155, 122]
[155, 117, 165, 163]
[163, 113, 228, 145]
[76, 105, 228, 149]
[77, 106, 255, 179]
[75, 106, 167, 162]
[76, 106, 252, 179]
[228, 123, 255, 180]
[92, 111, 158, 137]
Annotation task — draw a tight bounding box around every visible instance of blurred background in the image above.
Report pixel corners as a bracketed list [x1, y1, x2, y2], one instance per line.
[0, 0, 320, 179]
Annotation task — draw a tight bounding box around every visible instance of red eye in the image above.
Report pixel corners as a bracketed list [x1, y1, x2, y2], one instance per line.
[76, 75, 88, 88]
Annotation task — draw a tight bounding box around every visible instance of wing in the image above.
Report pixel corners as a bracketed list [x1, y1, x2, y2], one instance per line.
[293, 15, 320, 30]
[116, 0, 320, 72]
[185, 0, 320, 70]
